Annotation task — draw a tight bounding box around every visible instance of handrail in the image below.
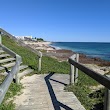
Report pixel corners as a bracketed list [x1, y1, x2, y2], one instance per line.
[0, 28, 14, 39]
[0, 44, 17, 57]
[68, 54, 110, 110]
[18, 40, 42, 57]
[0, 28, 42, 72]
[69, 56, 110, 90]
[0, 45, 21, 104]
[0, 28, 42, 57]
[23, 44, 42, 72]
[18, 40, 42, 71]
[0, 28, 42, 104]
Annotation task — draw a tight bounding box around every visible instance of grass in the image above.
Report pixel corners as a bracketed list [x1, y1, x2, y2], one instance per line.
[2, 35, 70, 74]
[0, 35, 104, 110]
[0, 35, 70, 109]
[0, 82, 22, 110]
[65, 70, 104, 110]
[0, 75, 5, 85]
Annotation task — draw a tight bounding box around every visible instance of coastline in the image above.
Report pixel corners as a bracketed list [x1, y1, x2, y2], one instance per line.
[23, 40, 110, 75]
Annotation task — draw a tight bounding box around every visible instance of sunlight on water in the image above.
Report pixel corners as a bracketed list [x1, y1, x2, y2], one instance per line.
[52, 42, 110, 61]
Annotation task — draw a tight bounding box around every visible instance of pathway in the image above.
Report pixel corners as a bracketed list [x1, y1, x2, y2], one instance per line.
[14, 73, 85, 110]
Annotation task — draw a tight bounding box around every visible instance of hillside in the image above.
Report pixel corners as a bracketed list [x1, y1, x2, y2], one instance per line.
[2, 35, 70, 74]
[0, 35, 104, 110]
[0, 35, 70, 110]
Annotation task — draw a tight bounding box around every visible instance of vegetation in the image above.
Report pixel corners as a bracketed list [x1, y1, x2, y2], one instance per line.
[2, 35, 69, 74]
[65, 70, 104, 110]
[0, 82, 22, 110]
[0, 35, 69, 109]
[37, 38, 44, 41]
[0, 35, 104, 110]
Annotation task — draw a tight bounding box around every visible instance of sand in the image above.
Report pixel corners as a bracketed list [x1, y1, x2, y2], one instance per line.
[23, 41, 54, 51]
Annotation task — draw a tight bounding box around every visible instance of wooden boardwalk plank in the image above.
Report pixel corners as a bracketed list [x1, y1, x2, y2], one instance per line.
[0, 58, 15, 63]
[14, 74, 85, 110]
[0, 54, 10, 58]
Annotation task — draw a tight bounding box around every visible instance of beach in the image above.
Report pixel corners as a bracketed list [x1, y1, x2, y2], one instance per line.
[23, 40, 110, 75]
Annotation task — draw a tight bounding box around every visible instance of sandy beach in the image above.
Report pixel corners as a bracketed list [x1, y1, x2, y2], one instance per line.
[23, 41, 54, 51]
[22, 40, 110, 75]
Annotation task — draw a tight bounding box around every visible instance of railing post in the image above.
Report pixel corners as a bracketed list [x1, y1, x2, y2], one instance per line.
[38, 56, 41, 72]
[15, 55, 22, 84]
[70, 64, 75, 84]
[38, 52, 42, 72]
[104, 75, 110, 110]
[75, 54, 79, 83]
[15, 73, 20, 84]
[0, 31, 2, 44]
[70, 54, 76, 85]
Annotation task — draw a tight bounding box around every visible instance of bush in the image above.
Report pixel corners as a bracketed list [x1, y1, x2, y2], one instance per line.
[65, 70, 104, 110]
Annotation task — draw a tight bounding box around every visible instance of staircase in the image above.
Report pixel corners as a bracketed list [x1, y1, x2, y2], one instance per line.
[0, 48, 34, 80]
[0, 28, 40, 104]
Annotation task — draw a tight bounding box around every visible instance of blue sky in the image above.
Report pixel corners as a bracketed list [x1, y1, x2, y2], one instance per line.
[0, 0, 110, 42]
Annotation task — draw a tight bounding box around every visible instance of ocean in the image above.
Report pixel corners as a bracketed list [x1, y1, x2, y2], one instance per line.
[51, 42, 110, 61]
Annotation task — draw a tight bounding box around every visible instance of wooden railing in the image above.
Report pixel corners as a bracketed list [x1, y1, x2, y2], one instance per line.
[17, 39, 42, 72]
[0, 30, 22, 104]
[0, 28, 43, 104]
[69, 54, 110, 110]
[0, 46, 21, 103]
[0, 28, 42, 72]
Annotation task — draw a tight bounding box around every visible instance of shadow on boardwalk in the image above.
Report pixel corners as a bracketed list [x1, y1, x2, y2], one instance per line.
[45, 72, 74, 110]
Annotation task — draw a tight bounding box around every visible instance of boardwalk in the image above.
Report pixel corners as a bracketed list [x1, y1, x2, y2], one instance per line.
[14, 73, 85, 110]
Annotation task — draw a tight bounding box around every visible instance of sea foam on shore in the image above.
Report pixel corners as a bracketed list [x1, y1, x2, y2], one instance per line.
[51, 42, 110, 61]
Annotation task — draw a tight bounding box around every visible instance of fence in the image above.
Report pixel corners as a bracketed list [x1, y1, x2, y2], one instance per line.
[0, 44, 21, 103]
[69, 54, 110, 110]
[0, 28, 42, 72]
[0, 28, 43, 104]
[0, 29, 22, 104]
[17, 39, 42, 72]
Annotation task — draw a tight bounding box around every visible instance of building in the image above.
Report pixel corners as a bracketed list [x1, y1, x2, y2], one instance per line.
[16, 36, 32, 40]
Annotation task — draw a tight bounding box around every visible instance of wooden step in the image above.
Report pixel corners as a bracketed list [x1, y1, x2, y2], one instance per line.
[0, 66, 5, 71]
[0, 54, 10, 58]
[0, 65, 31, 76]
[0, 62, 16, 76]
[18, 69, 33, 78]
[2, 62, 15, 68]
[19, 65, 28, 71]
[0, 50, 4, 54]
[0, 58, 15, 63]
[2, 64, 28, 70]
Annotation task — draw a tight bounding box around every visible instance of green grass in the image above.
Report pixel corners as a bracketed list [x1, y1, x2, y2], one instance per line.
[0, 35, 70, 109]
[1, 35, 104, 110]
[2, 35, 70, 74]
[0, 75, 5, 85]
[0, 82, 22, 110]
[65, 70, 104, 110]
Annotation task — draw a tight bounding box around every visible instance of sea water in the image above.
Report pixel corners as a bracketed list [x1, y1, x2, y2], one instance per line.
[51, 42, 110, 61]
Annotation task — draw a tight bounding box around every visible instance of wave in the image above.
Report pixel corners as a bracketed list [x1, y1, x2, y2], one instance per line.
[50, 45, 61, 50]
[51, 42, 110, 61]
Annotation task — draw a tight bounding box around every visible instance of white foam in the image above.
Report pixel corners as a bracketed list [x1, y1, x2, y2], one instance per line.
[50, 45, 61, 50]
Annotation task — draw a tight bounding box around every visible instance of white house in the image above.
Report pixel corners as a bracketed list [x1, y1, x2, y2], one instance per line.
[15, 36, 32, 40]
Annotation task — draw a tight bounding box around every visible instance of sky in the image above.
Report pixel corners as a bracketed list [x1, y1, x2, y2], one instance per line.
[0, 0, 110, 42]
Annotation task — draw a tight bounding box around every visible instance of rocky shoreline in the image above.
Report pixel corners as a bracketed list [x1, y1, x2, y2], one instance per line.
[22, 40, 110, 75]
[45, 49, 110, 74]
[45, 48, 110, 66]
